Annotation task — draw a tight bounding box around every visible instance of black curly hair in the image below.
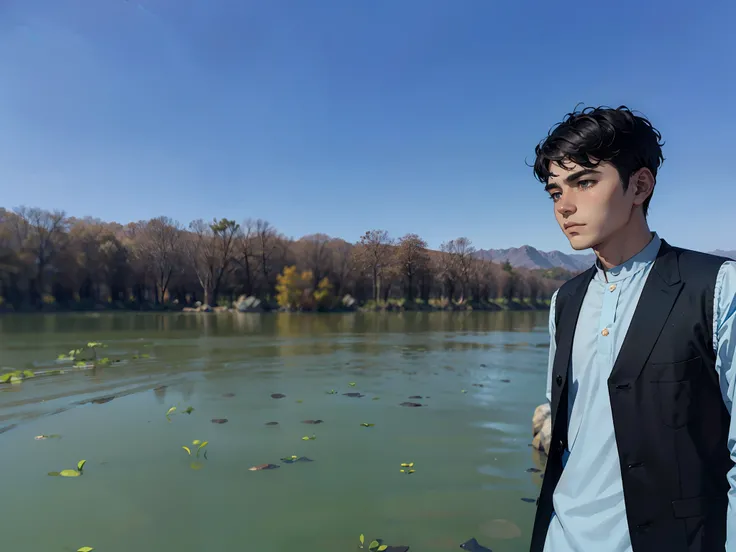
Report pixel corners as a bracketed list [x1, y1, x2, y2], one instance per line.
[533, 105, 665, 216]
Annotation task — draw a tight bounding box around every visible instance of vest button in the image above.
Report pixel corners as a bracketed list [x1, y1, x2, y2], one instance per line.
[601, 328, 610, 337]
[609, 284, 617, 291]
[556, 374, 563, 386]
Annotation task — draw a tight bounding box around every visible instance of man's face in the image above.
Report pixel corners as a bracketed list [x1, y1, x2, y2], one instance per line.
[544, 160, 635, 251]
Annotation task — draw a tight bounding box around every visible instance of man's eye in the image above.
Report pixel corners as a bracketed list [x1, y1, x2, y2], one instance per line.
[549, 193, 561, 202]
[578, 180, 595, 189]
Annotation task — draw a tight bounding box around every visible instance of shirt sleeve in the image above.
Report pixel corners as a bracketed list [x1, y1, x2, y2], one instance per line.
[714, 261, 736, 551]
[546, 289, 559, 404]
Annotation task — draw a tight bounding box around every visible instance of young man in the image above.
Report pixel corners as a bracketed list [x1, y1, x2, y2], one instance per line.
[528, 106, 736, 552]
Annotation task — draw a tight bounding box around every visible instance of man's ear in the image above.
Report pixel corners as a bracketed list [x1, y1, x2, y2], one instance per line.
[630, 168, 655, 207]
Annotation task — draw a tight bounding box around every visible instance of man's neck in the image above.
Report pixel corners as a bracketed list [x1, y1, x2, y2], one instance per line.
[593, 218, 653, 270]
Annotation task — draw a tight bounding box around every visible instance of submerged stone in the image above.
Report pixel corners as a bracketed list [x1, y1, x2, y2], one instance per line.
[248, 463, 280, 471]
[271, 393, 286, 399]
[399, 402, 423, 407]
[460, 537, 493, 552]
[343, 392, 364, 398]
[301, 419, 324, 424]
[211, 418, 228, 424]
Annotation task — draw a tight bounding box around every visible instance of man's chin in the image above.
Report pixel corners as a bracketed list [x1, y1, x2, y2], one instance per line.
[567, 235, 595, 251]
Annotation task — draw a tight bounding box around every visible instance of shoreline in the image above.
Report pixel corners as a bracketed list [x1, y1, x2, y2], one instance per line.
[0, 299, 551, 315]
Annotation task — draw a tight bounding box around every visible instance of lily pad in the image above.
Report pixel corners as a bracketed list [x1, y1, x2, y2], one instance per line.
[78, 547, 94, 552]
[360, 423, 375, 427]
[60, 469, 81, 477]
[301, 435, 316, 441]
[343, 392, 365, 398]
[281, 456, 313, 463]
[399, 402, 423, 407]
[301, 419, 324, 424]
[249, 463, 280, 471]
[460, 537, 493, 552]
[265, 421, 279, 426]
[211, 418, 228, 424]
[271, 393, 286, 399]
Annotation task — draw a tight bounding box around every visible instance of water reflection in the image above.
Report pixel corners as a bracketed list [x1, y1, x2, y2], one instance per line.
[0, 310, 547, 337]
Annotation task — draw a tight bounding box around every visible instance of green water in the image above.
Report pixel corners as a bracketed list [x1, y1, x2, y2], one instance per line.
[0, 311, 549, 552]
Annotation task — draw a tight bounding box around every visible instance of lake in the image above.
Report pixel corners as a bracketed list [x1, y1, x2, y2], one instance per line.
[0, 311, 549, 552]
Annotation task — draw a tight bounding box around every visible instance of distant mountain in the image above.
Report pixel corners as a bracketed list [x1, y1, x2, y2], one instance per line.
[476, 245, 735, 271]
[475, 245, 595, 272]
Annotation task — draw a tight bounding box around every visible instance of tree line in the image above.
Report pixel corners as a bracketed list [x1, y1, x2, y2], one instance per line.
[0, 207, 573, 311]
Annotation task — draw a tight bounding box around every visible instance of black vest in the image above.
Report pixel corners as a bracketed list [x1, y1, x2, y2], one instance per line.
[530, 240, 732, 552]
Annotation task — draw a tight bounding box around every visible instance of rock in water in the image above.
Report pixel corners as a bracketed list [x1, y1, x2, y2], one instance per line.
[248, 464, 280, 471]
[460, 538, 493, 552]
[271, 393, 286, 399]
[400, 402, 423, 407]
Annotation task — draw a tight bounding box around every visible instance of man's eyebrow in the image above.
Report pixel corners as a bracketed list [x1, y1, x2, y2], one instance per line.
[544, 168, 602, 192]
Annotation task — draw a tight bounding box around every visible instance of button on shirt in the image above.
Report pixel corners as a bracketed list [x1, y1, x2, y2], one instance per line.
[542, 234, 736, 551]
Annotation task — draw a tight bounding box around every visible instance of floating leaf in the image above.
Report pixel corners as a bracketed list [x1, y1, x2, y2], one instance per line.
[348, 382, 357, 387]
[296, 399, 303, 403]
[10, 375, 22, 384]
[461, 389, 467, 393]
[369, 540, 380, 550]
[23, 370, 35, 378]
[377, 546, 387, 551]
[192, 440, 202, 446]
[400, 462, 414, 467]
[77, 459, 86, 472]
[190, 461, 204, 470]
[74, 361, 87, 368]
[196, 441, 208, 457]
[35, 434, 61, 440]
[184, 406, 194, 414]
[60, 469, 81, 477]
[360, 534, 365, 545]
[360, 423, 375, 427]
[301, 435, 316, 441]
[182, 446, 192, 455]
[47, 471, 60, 476]
[166, 407, 177, 417]
[140, 354, 151, 359]
[77, 547, 94, 552]
[372, 396, 380, 400]
[325, 389, 337, 395]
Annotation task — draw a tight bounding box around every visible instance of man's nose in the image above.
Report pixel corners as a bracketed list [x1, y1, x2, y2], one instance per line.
[556, 196, 576, 217]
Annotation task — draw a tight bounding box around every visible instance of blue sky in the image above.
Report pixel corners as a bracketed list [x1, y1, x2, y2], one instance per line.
[1, 0, 734, 253]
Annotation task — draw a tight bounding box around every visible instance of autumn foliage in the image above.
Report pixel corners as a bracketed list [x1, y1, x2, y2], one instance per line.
[0, 207, 571, 311]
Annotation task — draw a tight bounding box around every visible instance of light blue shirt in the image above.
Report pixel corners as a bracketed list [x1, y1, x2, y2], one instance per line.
[542, 233, 736, 552]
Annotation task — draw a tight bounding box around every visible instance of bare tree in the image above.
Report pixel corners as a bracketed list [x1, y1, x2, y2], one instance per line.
[136, 216, 182, 303]
[185, 218, 239, 306]
[396, 233, 429, 302]
[355, 229, 394, 301]
[298, 233, 332, 287]
[13, 206, 67, 303]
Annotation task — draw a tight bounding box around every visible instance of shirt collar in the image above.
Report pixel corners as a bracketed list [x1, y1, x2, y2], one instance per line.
[594, 232, 661, 283]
